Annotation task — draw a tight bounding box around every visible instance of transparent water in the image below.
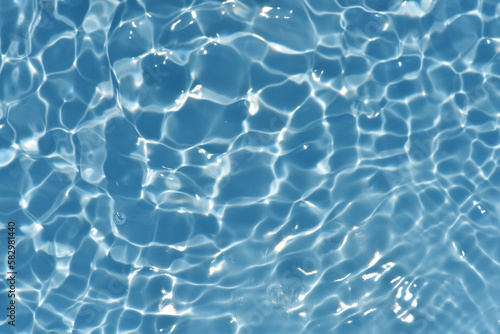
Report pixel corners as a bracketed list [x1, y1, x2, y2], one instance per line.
[1, 0, 499, 333]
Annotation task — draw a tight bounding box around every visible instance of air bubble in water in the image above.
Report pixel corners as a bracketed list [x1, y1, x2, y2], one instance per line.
[113, 212, 127, 225]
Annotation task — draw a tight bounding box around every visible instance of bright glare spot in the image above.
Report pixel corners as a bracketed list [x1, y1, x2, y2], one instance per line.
[20, 198, 28, 209]
[312, 70, 324, 82]
[404, 289, 413, 301]
[391, 276, 402, 284]
[159, 304, 178, 315]
[274, 235, 294, 253]
[333, 273, 351, 282]
[382, 262, 394, 269]
[393, 301, 401, 313]
[401, 314, 414, 323]
[369, 251, 382, 267]
[21, 137, 39, 153]
[364, 308, 376, 315]
[336, 301, 359, 314]
[362, 272, 378, 280]
[397, 286, 403, 298]
[248, 93, 259, 115]
[367, 112, 380, 119]
[171, 19, 181, 30]
[298, 267, 317, 276]
[209, 261, 224, 275]
[340, 86, 348, 95]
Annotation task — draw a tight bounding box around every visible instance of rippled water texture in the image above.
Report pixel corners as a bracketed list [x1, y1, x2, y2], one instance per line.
[1, 0, 500, 333]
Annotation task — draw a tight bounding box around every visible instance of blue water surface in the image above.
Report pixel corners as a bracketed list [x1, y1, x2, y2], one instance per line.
[1, 0, 500, 333]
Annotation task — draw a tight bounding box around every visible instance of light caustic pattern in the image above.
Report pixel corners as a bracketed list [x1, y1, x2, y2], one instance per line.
[0, 0, 499, 333]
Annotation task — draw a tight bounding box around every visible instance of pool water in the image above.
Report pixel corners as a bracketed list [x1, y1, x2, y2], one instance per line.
[1, 0, 500, 333]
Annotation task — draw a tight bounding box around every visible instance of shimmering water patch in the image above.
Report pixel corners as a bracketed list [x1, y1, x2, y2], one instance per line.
[0, 0, 499, 334]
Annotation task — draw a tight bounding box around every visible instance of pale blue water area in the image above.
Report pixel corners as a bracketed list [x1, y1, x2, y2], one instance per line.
[1, 0, 500, 333]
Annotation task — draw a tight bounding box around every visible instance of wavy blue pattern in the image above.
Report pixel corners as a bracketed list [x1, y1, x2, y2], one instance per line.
[0, 0, 500, 333]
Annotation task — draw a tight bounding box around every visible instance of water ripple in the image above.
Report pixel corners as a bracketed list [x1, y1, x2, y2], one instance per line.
[0, 0, 499, 333]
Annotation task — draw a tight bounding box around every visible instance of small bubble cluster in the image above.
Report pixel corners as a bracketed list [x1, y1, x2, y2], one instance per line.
[113, 211, 127, 225]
